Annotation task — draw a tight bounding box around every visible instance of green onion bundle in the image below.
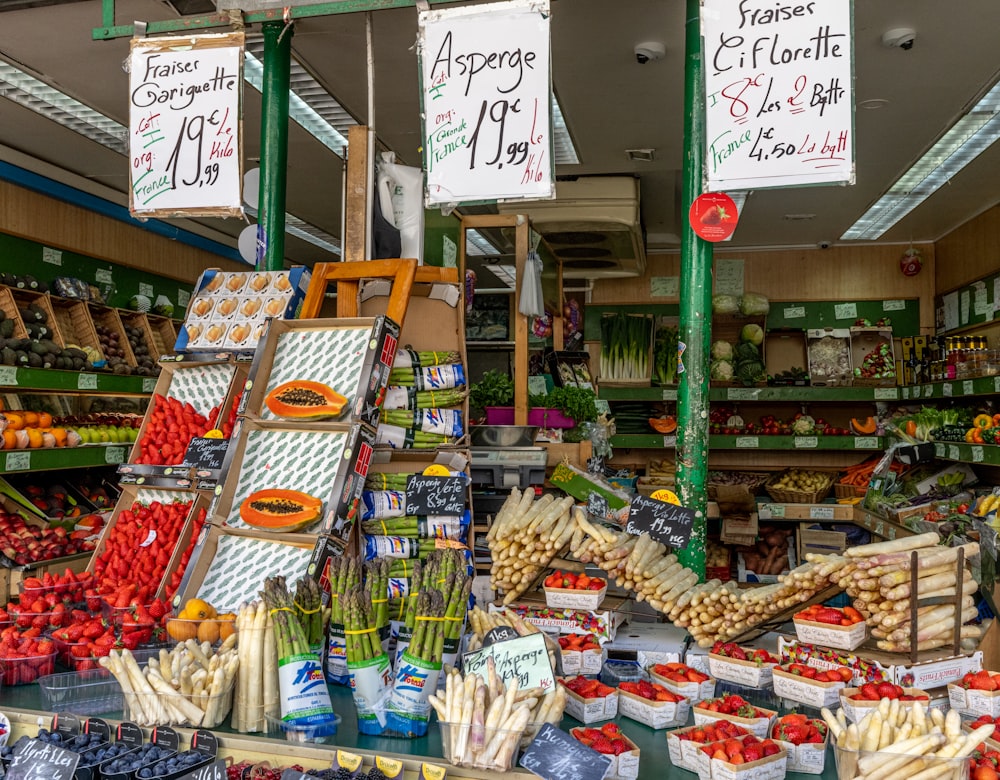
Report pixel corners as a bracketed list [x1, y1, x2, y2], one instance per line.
[600, 312, 652, 381]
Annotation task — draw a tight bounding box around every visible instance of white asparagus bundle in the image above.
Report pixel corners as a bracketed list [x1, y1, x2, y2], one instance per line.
[233, 600, 272, 732]
[98, 636, 239, 728]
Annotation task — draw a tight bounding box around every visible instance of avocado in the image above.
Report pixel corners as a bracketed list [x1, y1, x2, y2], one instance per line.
[26, 352, 41, 368]
[0, 320, 13, 339]
[15, 350, 29, 365]
[23, 275, 38, 291]
[6, 338, 29, 351]
[0, 273, 13, 287]
[64, 347, 87, 361]
[0, 347, 14, 366]
[72, 357, 86, 371]
[27, 304, 46, 324]
[41, 356, 54, 369]
[13, 276, 27, 289]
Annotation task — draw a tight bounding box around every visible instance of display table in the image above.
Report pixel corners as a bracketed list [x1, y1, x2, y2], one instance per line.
[0, 681, 841, 780]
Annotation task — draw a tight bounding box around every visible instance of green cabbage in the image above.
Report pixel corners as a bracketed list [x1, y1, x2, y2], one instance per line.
[711, 340, 734, 360]
[710, 359, 734, 381]
[712, 294, 740, 314]
[739, 292, 770, 315]
[740, 323, 764, 346]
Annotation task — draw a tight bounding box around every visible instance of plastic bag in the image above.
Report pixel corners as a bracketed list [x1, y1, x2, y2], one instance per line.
[739, 291, 771, 315]
[711, 294, 740, 314]
[52, 277, 90, 300]
[379, 152, 424, 263]
[518, 249, 544, 317]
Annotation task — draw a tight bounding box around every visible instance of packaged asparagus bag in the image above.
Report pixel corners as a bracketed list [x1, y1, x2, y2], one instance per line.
[263, 576, 338, 734]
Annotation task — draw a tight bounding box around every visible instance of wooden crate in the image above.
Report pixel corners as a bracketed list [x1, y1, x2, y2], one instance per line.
[0, 287, 29, 339]
[89, 304, 137, 367]
[118, 310, 157, 363]
[49, 296, 102, 356]
[145, 314, 177, 358]
[10, 289, 63, 348]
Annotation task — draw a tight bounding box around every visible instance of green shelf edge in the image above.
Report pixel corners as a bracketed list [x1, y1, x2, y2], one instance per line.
[0, 366, 155, 395]
[900, 375, 1000, 401]
[933, 441, 1000, 466]
[1, 444, 129, 473]
[609, 434, 886, 450]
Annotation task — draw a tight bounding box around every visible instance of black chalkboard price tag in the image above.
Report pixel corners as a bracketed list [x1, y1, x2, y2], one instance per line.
[180, 437, 229, 471]
[405, 474, 465, 516]
[483, 625, 519, 647]
[7, 738, 80, 780]
[177, 758, 226, 780]
[586, 491, 609, 521]
[519, 724, 611, 780]
[625, 493, 697, 548]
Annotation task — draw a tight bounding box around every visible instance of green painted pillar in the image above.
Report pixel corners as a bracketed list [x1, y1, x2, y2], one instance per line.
[675, 0, 711, 579]
[257, 21, 292, 272]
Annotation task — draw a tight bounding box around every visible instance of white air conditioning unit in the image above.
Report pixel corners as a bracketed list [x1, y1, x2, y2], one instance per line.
[497, 177, 646, 279]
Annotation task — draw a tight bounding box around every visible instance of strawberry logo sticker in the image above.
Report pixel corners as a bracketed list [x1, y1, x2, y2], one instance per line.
[689, 192, 739, 242]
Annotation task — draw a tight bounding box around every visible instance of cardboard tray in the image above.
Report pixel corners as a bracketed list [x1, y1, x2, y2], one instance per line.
[771, 666, 846, 709]
[838, 687, 930, 723]
[211, 418, 377, 546]
[240, 315, 399, 431]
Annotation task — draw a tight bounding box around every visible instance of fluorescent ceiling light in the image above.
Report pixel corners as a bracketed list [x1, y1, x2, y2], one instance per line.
[842, 77, 1000, 240]
[551, 93, 580, 165]
[465, 229, 503, 256]
[0, 55, 340, 256]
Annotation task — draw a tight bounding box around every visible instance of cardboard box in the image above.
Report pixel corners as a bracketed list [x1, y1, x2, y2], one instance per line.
[617, 688, 689, 729]
[794, 617, 867, 651]
[570, 728, 638, 780]
[667, 726, 753, 772]
[757, 502, 855, 521]
[176, 267, 310, 353]
[240, 315, 400, 431]
[948, 674, 1000, 718]
[736, 546, 796, 584]
[771, 667, 846, 709]
[915, 463, 978, 495]
[764, 329, 809, 384]
[561, 646, 606, 676]
[492, 596, 627, 643]
[701, 745, 787, 780]
[797, 523, 848, 561]
[850, 327, 897, 387]
[692, 704, 777, 738]
[806, 328, 853, 387]
[708, 653, 777, 688]
[649, 668, 716, 701]
[773, 738, 824, 775]
[839, 687, 930, 723]
[544, 583, 607, 611]
[562, 683, 619, 723]
[211, 418, 377, 546]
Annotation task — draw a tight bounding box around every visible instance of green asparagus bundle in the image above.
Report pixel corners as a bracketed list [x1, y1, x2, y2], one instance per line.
[362, 514, 470, 541]
[381, 387, 467, 412]
[262, 576, 311, 660]
[375, 423, 456, 449]
[406, 589, 447, 665]
[388, 363, 466, 390]
[293, 575, 328, 649]
[380, 408, 464, 436]
[364, 558, 391, 630]
[365, 472, 413, 492]
[343, 586, 383, 664]
[326, 554, 364, 626]
[392, 349, 462, 369]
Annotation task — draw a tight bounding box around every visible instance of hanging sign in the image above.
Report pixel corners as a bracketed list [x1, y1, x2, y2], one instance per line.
[625, 493, 697, 548]
[418, 0, 554, 205]
[128, 32, 244, 218]
[701, 0, 854, 191]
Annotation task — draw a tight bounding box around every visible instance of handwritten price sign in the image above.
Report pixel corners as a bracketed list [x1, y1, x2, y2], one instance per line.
[701, 0, 854, 190]
[418, 0, 554, 205]
[128, 32, 244, 217]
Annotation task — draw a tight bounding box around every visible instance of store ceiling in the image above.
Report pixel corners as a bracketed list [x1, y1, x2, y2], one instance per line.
[0, 0, 999, 273]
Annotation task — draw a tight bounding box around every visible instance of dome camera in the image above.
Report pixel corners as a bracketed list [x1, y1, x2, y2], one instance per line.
[818, 241, 832, 250]
[634, 42, 666, 65]
[882, 28, 916, 50]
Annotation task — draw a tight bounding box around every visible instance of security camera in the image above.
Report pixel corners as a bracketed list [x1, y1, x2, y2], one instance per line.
[818, 241, 832, 250]
[634, 42, 666, 65]
[882, 28, 916, 50]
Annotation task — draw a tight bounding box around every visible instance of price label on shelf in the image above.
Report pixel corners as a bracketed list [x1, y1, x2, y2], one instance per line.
[949, 445, 960, 460]
[875, 519, 885, 537]
[874, 387, 898, 400]
[924, 385, 934, 398]
[943, 383, 953, 397]
[783, 306, 806, 319]
[105, 446, 126, 464]
[662, 435, 677, 448]
[934, 443, 945, 458]
[5, 452, 30, 471]
[735, 436, 759, 449]
[963, 380, 974, 396]
[854, 437, 878, 449]
[77, 372, 98, 390]
[728, 388, 759, 401]
[810, 506, 835, 520]
[834, 302, 858, 320]
[883, 299, 906, 311]
[971, 446, 985, 463]
[901, 387, 910, 399]
[142, 377, 157, 393]
[995, 376, 1000, 393]
[761, 503, 785, 518]
[794, 436, 818, 448]
[661, 388, 677, 401]
[887, 526, 896, 540]
[0, 366, 17, 385]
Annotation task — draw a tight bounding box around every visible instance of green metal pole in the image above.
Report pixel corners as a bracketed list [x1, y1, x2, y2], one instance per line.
[258, 20, 292, 272]
[675, 0, 711, 579]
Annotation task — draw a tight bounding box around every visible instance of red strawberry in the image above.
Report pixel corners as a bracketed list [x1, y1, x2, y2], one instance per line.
[611, 740, 629, 756]
[859, 682, 880, 700]
[743, 744, 763, 762]
[591, 737, 614, 754]
[876, 682, 900, 699]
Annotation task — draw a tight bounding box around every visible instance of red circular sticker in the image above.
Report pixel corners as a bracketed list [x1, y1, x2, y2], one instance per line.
[689, 192, 739, 242]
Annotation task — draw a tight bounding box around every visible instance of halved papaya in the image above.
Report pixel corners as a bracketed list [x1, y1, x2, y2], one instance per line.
[850, 416, 877, 435]
[649, 416, 677, 434]
[240, 488, 323, 532]
[264, 380, 347, 419]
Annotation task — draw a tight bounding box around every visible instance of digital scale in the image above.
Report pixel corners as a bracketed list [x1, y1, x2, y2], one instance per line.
[470, 447, 547, 489]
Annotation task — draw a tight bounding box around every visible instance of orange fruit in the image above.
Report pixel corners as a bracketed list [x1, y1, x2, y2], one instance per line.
[26, 429, 43, 449]
[5, 413, 24, 431]
[22, 411, 39, 427]
[37, 412, 52, 428]
[197, 620, 221, 644]
[50, 428, 67, 447]
[180, 598, 217, 620]
[216, 614, 237, 641]
[166, 618, 199, 642]
[2, 430, 15, 450]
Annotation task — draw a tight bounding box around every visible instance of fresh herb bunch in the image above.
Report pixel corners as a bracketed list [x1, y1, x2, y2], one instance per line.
[543, 385, 599, 422]
[469, 369, 514, 412]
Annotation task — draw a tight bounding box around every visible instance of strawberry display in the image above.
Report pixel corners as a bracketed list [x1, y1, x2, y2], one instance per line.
[0, 625, 56, 684]
[559, 634, 601, 653]
[967, 741, 1000, 780]
[961, 670, 1000, 691]
[19, 569, 94, 607]
[619, 680, 684, 703]
[970, 715, 1000, 738]
[134, 394, 216, 466]
[710, 641, 778, 666]
[651, 662, 711, 684]
[49, 601, 166, 671]
[794, 603, 865, 626]
[93, 499, 203, 597]
[849, 681, 928, 701]
[571, 723, 634, 755]
[209, 391, 242, 439]
[779, 663, 853, 683]
[695, 694, 770, 720]
[561, 675, 616, 699]
[0, 511, 97, 566]
[673, 720, 752, 743]
[544, 570, 606, 591]
[771, 713, 827, 745]
[700, 734, 782, 765]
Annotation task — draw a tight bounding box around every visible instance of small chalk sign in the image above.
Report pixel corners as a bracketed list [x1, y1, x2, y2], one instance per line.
[405, 474, 465, 516]
[483, 625, 519, 647]
[180, 437, 229, 471]
[463, 632, 554, 693]
[7, 739, 80, 780]
[519, 724, 611, 780]
[176, 759, 226, 780]
[625, 493, 696, 548]
[586, 491, 609, 521]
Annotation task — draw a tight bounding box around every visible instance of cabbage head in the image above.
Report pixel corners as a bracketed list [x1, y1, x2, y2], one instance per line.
[712, 294, 740, 314]
[739, 292, 770, 316]
[740, 324, 764, 346]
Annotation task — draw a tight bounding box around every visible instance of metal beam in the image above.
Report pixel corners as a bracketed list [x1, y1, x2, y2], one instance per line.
[675, 0, 710, 579]
[94, 0, 467, 40]
[257, 20, 292, 271]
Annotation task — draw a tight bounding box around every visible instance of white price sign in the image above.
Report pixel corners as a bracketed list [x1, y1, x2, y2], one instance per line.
[701, 0, 854, 190]
[854, 437, 878, 449]
[727, 388, 759, 401]
[794, 436, 818, 448]
[5, 452, 30, 471]
[105, 446, 126, 464]
[963, 380, 974, 396]
[128, 32, 244, 218]
[0, 366, 17, 385]
[77, 373, 98, 390]
[874, 387, 898, 400]
[419, 0, 553, 205]
[735, 436, 759, 449]
[661, 388, 677, 401]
